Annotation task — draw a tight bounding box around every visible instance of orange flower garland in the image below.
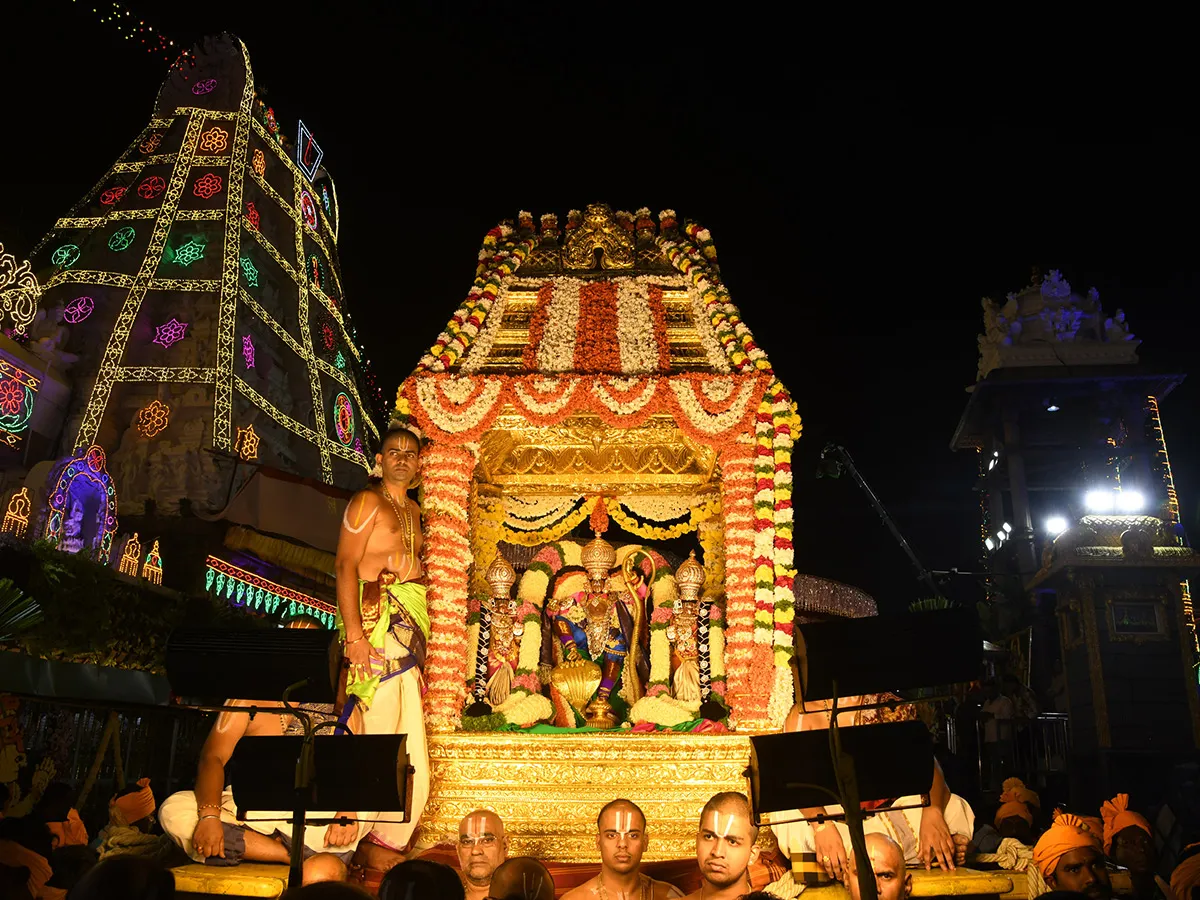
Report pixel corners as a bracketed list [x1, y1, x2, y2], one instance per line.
[420, 444, 477, 732]
[575, 281, 623, 373]
[522, 282, 554, 371]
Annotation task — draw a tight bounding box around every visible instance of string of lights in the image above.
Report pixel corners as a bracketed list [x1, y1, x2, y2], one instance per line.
[71, 1, 194, 67]
[205, 555, 336, 626]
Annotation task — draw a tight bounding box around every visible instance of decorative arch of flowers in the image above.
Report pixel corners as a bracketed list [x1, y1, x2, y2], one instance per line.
[43, 444, 119, 564]
[396, 213, 803, 733]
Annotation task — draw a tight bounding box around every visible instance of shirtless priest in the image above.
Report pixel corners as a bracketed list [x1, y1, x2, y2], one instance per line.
[683, 792, 761, 900]
[335, 425, 430, 858]
[562, 799, 682, 900]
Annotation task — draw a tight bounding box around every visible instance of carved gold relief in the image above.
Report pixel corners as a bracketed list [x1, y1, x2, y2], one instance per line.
[417, 733, 756, 861]
[479, 413, 719, 490]
[562, 204, 635, 270]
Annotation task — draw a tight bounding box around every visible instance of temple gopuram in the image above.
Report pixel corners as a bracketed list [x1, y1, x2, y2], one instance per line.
[388, 203, 808, 859]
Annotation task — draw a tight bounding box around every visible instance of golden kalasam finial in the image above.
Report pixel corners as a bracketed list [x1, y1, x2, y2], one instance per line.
[562, 203, 635, 270]
[581, 530, 617, 584]
[675, 550, 705, 602]
[485, 552, 517, 599]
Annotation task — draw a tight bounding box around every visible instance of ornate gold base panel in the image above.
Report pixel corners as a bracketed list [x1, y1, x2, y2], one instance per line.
[418, 733, 754, 862]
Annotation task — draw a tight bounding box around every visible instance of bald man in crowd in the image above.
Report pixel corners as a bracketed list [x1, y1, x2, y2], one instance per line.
[456, 809, 509, 900]
[848, 834, 912, 900]
[684, 792, 761, 900]
[490, 857, 556, 900]
[563, 799, 682, 899]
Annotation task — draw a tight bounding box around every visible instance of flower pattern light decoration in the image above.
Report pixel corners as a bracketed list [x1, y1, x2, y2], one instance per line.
[252, 149, 266, 177]
[137, 175, 166, 200]
[152, 318, 188, 350]
[107, 226, 136, 252]
[138, 133, 161, 155]
[299, 190, 318, 231]
[333, 392, 354, 445]
[135, 399, 171, 438]
[240, 256, 259, 288]
[245, 201, 260, 231]
[235, 423, 260, 461]
[192, 173, 223, 199]
[51, 244, 80, 268]
[171, 239, 205, 268]
[0, 378, 23, 416]
[242, 335, 255, 369]
[198, 126, 229, 154]
[99, 187, 126, 206]
[192, 78, 217, 95]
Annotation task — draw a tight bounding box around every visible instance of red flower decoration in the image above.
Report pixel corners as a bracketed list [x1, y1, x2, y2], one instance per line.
[0, 378, 24, 416]
[99, 187, 126, 206]
[193, 173, 223, 199]
[246, 201, 260, 231]
[137, 176, 167, 200]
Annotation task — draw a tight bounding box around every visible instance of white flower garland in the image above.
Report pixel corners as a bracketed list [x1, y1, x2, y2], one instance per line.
[511, 378, 581, 416]
[701, 377, 735, 403]
[505, 494, 584, 519]
[416, 377, 504, 434]
[629, 694, 701, 728]
[536, 276, 581, 372]
[495, 691, 553, 728]
[616, 276, 664, 374]
[618, 494, 696, 524]
[688, 281, 733, 373]
[440, 376, 480, 404]
[668, 378, 759, 434]
[767, 662, 794, 729]
[592, 377, 658, 416]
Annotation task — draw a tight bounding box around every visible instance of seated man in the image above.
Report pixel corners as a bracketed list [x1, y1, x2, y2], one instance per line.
[684, 791, 761, 900]
[562, 799, 682, 899]
[159, 615, 369, 885]
[848, 834, 912, 900]
[1033, 812, 1111, 900]
[33, 783, 87, 850]
[1101, 793, 1169, 900]
[456, 809, 508, 900]
[490, 857, 556, 900]
[773, 695, 973, 881]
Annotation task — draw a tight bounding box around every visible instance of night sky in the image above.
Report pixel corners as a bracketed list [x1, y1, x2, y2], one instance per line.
[3, 4, 1198, 612]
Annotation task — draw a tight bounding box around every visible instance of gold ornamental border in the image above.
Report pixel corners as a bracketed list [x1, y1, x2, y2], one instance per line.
[419, 732, 756, 863]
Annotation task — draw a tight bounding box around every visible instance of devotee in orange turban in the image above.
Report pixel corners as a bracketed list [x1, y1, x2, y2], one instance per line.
[1170, 844, 1200, 900]
[1033, 813, 1110, 900]
[1103, 794, 1168, 900]
[1054, 808, 1105, 844]
[1001, 777, 1040, 809]
[994, 780, 1036, 846]
[1101, 793, 1152, 855]
[111, 778, 156, 830]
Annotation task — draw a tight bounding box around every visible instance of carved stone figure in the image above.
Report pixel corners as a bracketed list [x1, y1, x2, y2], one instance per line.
[26, 301, 80, 370]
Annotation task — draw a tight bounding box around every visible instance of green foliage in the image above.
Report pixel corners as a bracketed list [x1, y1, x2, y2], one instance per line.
[0, 577, 43, 641]
[13, 540, 255, 672]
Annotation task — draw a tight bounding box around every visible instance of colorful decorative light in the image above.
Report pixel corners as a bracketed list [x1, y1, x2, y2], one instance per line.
[198, 126, 229, 154]
[107, 226, 136, 252]
[235, 423, 260, 460]
[321, 322, 335, 350]
[142, 539, 163, 584]
[309, 254, 323, 288]
[0, 242, 40, 336]
[138, 133, 162, 154]
[137, 175, 166, 200]
[118, 533, 142, 576]
[135, 399, 170, 437]
[252, 148, 266, 177]
[205, 554, 335, 625]
[295, 120, 324, 181]
[51, 244, 80, 268]
[192, 173, 223, 199]
[299, 190, 318, 231]
[100, 186, 127, 206]
[171, 238, 205, 267]
[43, 444, 118, 563]
[152, 318, 188, 349]
[353, 437, 362, 455]
[321, 185, 331, 213]
[63, 296, 95, 324]
[333, 392, 354, 445]
[242, 335, 255, 369]
[245, 201, 260, 230]
[0, 361, 35, 449]
[1, 487, 31, 540]
[192, 78, 217, 95]
[334, 351, 345, 370]
[239, 256, 259, 288]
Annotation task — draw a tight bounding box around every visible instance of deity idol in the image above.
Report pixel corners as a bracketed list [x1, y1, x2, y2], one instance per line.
[546, 532, 652, 728]
[665, 551, 706, 703]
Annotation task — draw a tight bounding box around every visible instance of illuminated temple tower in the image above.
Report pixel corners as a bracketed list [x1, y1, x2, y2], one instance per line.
[951, 270, 1200, 806]
[0, 35, 379, 616]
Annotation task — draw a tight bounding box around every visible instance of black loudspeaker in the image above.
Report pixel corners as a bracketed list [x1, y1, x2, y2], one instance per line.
[229, 734, 411, 820]
[747, 720, 934, 825]
[165, 627, 340, 702]
[795, 607, 980, 702]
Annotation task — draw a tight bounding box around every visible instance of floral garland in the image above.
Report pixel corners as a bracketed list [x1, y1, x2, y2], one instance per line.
[503, 496, 599, 546]
[753, 391, 776, 647]
[618, 494, 696, 523]
[609, 503, 694, 541]
[469, 487, 504, 607]
[768, 379, 801, 669]
[505, 494, 586, 530]
[459, 275, 512, 373]
[615, 279, 669, 374]
[421, 443, 477, 732]
[657, 220, 769, 376]
[418, 225, 537, 372]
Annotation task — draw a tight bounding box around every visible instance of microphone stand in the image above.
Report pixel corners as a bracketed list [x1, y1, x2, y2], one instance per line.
[830, 682, 877, 900]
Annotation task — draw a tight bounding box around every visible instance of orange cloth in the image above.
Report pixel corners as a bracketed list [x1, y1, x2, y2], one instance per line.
[1101, 793, 1152, 854]
[1170, 844, 1200, 900]
[111, 777, 155, 825]
[0, 836, 67, 899]
[1034, 812, 1103, 877]
[995, 799, 1034, 828]
[1054, 807, 1104, 842]
[46, 808, 88, 849]
[1002, 777, 1041, 808]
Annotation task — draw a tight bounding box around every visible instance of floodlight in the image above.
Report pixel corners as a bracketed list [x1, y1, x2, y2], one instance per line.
[1002, 522, 1012, 534]
[1085, 490, 1115, 513]
[1045, 516, 1069, 536]
[993, 450, 1000, 458]
[984, 537, 995, 551]
[1116, 490, 1145, 513]
[996, 530, 1007, 543]
[1045, 398, 1061, 412]
[988, 458, 997, 471]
